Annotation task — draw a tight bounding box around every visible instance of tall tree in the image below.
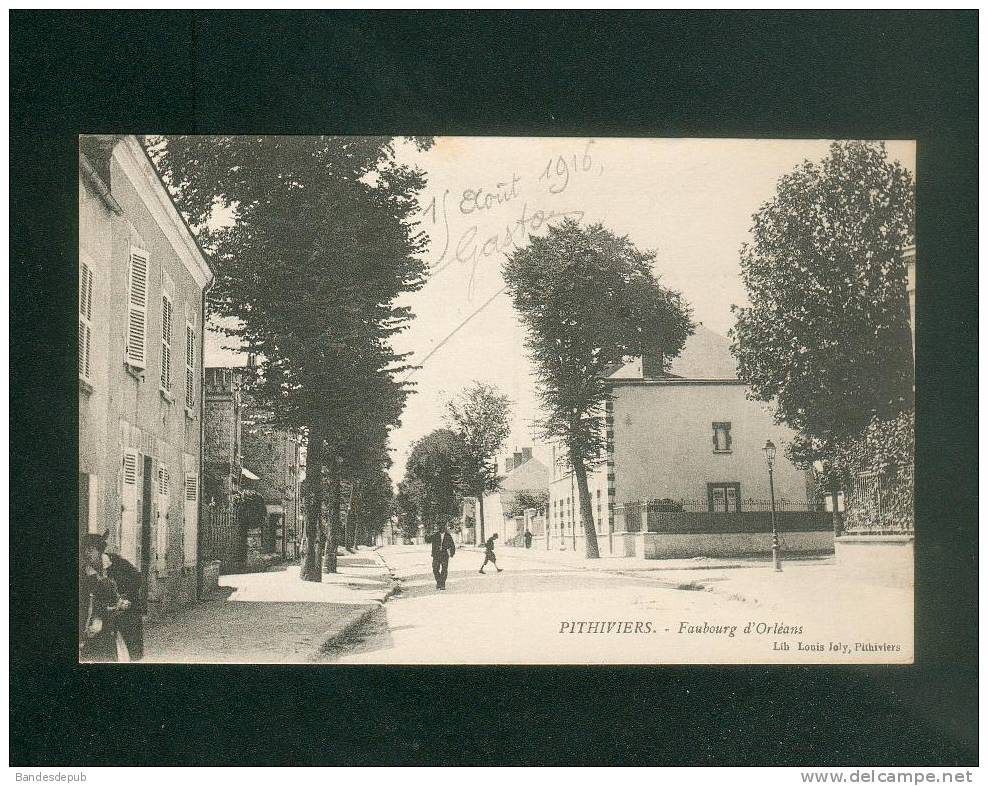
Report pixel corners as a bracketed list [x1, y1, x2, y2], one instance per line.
[151, 135, 432, 581]
[503, 220, 694, 558]
[729, 140, 915, 483]
[394, 480, 421, 543]
[402, 429, 468, 538]
[444, 381, 512, 545]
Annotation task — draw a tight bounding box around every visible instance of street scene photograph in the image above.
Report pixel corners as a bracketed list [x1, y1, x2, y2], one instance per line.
[78, 134, 916, 665]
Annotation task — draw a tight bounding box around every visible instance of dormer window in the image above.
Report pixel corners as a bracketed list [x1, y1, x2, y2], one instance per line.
[712, 422, 732, 453]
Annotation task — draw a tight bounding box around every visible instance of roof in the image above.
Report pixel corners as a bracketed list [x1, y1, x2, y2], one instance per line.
[607, 324, 739, 382]
[110, 135, 214, 289]
[500, 456, 552, 492]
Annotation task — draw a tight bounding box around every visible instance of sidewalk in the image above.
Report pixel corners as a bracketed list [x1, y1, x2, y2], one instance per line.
[142, 550, 395, 663]
[489, 543, 909, 617]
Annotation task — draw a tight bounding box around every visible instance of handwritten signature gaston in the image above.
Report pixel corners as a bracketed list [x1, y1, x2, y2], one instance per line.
[419, 139, 604, 298]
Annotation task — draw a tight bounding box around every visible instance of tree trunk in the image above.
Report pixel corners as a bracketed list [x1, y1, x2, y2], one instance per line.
[323, 452, 341, 573]
[477, 491, 486, 546]
[348, 486, 361, 551]
[300, 428, 324, 582]
[572, 453, 601, 559]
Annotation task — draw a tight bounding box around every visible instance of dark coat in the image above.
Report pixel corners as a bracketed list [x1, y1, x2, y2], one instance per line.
[78, 553, 145, 662]
[431, 531, 456, 560]
[79, 569, 120, 661]
[106, 553, 144, 660]
[484, 536, 497, 555]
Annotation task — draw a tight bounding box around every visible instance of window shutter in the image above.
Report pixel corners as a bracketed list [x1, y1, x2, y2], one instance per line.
[183, 470, 199, 565]
[160, 294, 173, 389]
[122, 449, 139, 486]
[185, 322, 196, 410]
[126, 248, 149, 368]
[79, 262, 94, 381]
[158, 464, 170, 497]
[120, 449, 140, 563]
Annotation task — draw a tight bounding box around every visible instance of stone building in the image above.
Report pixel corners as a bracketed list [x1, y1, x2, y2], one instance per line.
[545, 326, 830, 558]
[79, 134, 213, 616]
[479, 448, 551, 545]
[202, 365, 304, 571]
[201, 366, 247, 572]
[241, 414, 303, 561]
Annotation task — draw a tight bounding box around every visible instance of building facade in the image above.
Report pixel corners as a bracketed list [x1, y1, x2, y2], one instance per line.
[202, 366, 304, 570]
[79, 134, 213, 616]
[480, 448, 551, 545]
[241, 415, 304, 561]
[201, 366, 247, 572]
[544, 326, 827, 558]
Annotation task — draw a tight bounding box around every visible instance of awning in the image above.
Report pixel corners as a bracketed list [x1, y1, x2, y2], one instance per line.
[241, 467, 260, 481]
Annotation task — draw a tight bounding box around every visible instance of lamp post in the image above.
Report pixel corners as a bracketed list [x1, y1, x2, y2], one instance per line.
[763, 440, 782, 572]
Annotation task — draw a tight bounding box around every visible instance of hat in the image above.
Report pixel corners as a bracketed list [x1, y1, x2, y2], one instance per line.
[81, 531, 109, 552]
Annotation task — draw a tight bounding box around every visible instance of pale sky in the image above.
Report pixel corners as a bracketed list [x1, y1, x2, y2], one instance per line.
[204, 137, 915, 484]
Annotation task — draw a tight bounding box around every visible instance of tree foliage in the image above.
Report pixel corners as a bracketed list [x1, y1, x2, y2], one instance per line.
[503, 220, 694, 557]
[504, 489, 550, 518]
[730, 141, 915, 472]
[444, 381, 512, 543]
[150, 135, 432, 579]
[401, 429, 468, 537]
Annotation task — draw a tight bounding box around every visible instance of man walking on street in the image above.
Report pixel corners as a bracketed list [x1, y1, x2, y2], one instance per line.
[431, 522, 456, 590]
[479, 532, 503, 574]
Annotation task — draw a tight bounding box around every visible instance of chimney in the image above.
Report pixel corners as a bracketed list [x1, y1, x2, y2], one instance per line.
[641, 346, 665, 379]
[521, 447, 533, 463]
[505, 457, 514, 473]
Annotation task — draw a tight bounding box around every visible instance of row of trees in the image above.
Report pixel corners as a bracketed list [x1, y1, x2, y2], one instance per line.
[394, 221, 697, 559]
[397, 382, 513, 543]
[151, 135, 434, 580]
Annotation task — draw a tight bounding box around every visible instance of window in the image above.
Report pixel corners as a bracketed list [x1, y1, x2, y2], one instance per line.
[708, 482, 741, 513]
[712, 422, 732, 453]
[185, 321, 196, 410]
[79, 261, 94, 384]
[126, 248, 149, 368]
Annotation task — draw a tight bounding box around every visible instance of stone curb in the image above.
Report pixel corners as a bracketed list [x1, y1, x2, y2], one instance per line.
[309, 560, 400, 661]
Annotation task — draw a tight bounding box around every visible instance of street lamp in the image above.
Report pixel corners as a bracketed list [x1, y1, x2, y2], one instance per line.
[763, 439, 782, 572]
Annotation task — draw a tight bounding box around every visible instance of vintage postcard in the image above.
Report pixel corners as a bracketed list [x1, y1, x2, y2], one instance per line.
[78, 134, 915, 665]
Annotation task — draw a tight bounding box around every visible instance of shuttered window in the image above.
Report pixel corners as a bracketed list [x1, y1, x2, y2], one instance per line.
[79, 261, 94, 382]
[120, 449, 140, 563]
[185, 322, 196, 410]
[126, 248, 149, 368]
[160, 294, 173, 390]
[122, 449, 139, 486]
[183, 468, 199, 565]
[158, 464, 170, 497]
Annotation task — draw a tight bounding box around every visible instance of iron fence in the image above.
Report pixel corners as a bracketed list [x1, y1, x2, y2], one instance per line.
[201, 507, 245, 573]
[844, 464, 914, 534]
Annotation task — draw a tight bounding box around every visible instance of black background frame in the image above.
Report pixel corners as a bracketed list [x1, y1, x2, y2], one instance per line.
[9, 10, 978, 766]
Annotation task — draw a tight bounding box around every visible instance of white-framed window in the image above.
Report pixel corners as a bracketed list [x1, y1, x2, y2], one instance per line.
[79, 259, 95, 384]
[126, 247, 149, 369]
[185, 320, 196, 411]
